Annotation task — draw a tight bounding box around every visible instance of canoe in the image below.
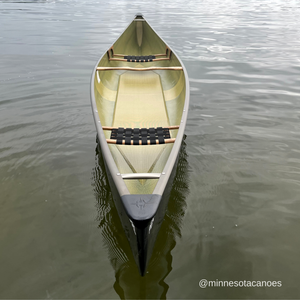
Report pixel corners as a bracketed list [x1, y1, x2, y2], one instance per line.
[90, 13, 189, 276]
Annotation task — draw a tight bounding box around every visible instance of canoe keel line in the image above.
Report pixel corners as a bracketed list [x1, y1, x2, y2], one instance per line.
[90, 14, 189, 276]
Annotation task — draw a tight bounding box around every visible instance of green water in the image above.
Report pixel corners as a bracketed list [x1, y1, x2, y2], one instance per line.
[1, 0, 300, 299]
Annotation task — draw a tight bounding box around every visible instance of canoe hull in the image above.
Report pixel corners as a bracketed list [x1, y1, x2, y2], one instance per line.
[91, 14, 189, 276]
[99, 139, 180, 275]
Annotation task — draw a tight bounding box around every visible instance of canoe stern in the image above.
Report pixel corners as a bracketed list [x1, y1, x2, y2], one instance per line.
[121, 194, 161, 221]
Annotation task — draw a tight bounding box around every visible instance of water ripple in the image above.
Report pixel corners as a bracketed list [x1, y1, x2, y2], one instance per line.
[1, 0, 300, 299]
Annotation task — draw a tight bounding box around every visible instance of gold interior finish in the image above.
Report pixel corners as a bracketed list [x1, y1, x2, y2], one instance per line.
[136, 19, 143, 47]
[113, 71, 169, 129]
[94, 17, 186, 194]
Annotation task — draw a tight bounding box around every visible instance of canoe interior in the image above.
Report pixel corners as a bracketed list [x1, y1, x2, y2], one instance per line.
[94, 16, 186, 195]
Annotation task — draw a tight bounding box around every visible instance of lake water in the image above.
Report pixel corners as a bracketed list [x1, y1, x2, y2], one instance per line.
[1, 0, 300, 299]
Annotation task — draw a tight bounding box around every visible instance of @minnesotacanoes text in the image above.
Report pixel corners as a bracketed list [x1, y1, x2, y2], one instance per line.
[199, 279, 282, 288]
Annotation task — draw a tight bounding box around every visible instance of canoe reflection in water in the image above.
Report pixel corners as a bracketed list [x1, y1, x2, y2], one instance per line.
[92, 135, 189, 299]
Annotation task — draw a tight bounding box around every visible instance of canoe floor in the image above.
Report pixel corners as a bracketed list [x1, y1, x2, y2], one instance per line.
[113, 71, 169, 129]
[108, 71, 173, 195]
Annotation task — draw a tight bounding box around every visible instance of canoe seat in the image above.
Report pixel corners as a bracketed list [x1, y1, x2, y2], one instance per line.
[124, 55, 156, 62]
[110, 127, 171, 145]
[107, 46, 172, 62]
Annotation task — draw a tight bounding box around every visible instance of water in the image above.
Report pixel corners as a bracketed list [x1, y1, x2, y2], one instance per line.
[1, 0, 300, 298]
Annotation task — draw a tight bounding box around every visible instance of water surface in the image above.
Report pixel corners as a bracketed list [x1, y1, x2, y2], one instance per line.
[1, 0, 300, 299]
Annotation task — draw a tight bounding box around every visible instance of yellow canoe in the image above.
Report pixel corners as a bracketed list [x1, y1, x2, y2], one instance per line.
[90, 13, 189, 276]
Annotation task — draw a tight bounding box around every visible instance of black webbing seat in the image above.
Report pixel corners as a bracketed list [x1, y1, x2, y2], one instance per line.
[124, 55, 156, 62]
[110, 127, 171, 145]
